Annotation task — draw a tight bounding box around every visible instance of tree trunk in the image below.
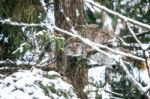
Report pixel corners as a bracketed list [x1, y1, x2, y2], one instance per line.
[54, 0, 88, 98]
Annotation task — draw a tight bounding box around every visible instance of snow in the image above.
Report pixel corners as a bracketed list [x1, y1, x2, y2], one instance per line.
[40, 0, 47, 11]
[4, 37, 8, 43]
[84, 82, 103, 99]
[43, 0, 54, 33]
[36, 31, 44, 36]
[76, 9, 80, 17]
[102, 83, 111, 99]
[88, 52, 116, 66]
[87, 59, 98, 65]
[141, 44, 149, 50]
[120, 0, 129, 5]
[0, 86, 16, 96]
[60, 9, 64, 13]
[1, 90, 32, 99]
[0, 34, 4, 40]
[88, 66, 106, 85]
[66, 17, 70, 22]
[70, 27, 78, 34]
[0, 0, 149, 98]
[84, 66, 107, 99]
[139, 69, 150, 84]
[2, 76, 15, 85]
[14, 77, 35, 89]
[121, 0, 141, 6]
[0, 68, 78, 99]
[12, 43, 27, 54]
[16, 60, 36, 66]
[96, 19, 101, 24]
[48, 71, 61, 77]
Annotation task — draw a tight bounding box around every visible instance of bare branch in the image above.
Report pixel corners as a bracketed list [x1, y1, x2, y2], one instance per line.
[84, 0, 150, 30]
[123, 30, 150, 39]
[117, 37, 130, 47]
[126, 23, 143, 49]
[104, 89, 124, 97]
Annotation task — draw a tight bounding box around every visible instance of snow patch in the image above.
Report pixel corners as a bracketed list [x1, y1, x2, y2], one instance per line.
[0, 69, 78, 99]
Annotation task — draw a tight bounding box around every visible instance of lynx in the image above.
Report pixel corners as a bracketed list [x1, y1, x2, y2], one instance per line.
[65, 24, 114, 56]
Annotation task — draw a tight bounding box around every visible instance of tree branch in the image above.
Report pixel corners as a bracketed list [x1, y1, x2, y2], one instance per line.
[84, 0, 150, 30]
[126, 23, 143, 49]
[92, 42, 145, 61]
[54, 25, 145, 61]
[0, 19, 42, 27]
[0, 60, 35, 67]
[104, 89, 124, 97]
[0, 18, 145, 62]
[123, 30, 150, 39]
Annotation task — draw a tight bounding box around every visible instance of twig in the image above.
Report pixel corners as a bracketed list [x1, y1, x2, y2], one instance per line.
[104, 89, 124, 97]
[126, 23, 143, 49]
[84, 0, 150, 30]
[117, 37, 130, 47]
[123, 30, 150, 39]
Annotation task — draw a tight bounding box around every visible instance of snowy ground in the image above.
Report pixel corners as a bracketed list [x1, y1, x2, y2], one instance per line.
[0, 65, 107, 99]
[0, 68, 78, 99]
[1, 65, 147, 99]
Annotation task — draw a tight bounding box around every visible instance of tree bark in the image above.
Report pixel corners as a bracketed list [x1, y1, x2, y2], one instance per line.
[54, 0, 88, 98]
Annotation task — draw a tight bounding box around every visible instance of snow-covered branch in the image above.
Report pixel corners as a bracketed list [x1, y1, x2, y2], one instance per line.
[0, 18, 145, 62]
[0, 59, 36, 66]
[54, 26, 145, 61]
[0, 19, 42, 27]
[84, 0, 150, 30]
[93, 43, 145, 61]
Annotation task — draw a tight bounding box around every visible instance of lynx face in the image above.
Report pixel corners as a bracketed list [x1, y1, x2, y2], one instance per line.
[65, 24, 114, 56]
[65, 37, 83, 56]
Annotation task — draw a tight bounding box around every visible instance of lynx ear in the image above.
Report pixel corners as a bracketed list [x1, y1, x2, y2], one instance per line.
[101, 11, 114, 36]
[115, 19, 126, 35]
